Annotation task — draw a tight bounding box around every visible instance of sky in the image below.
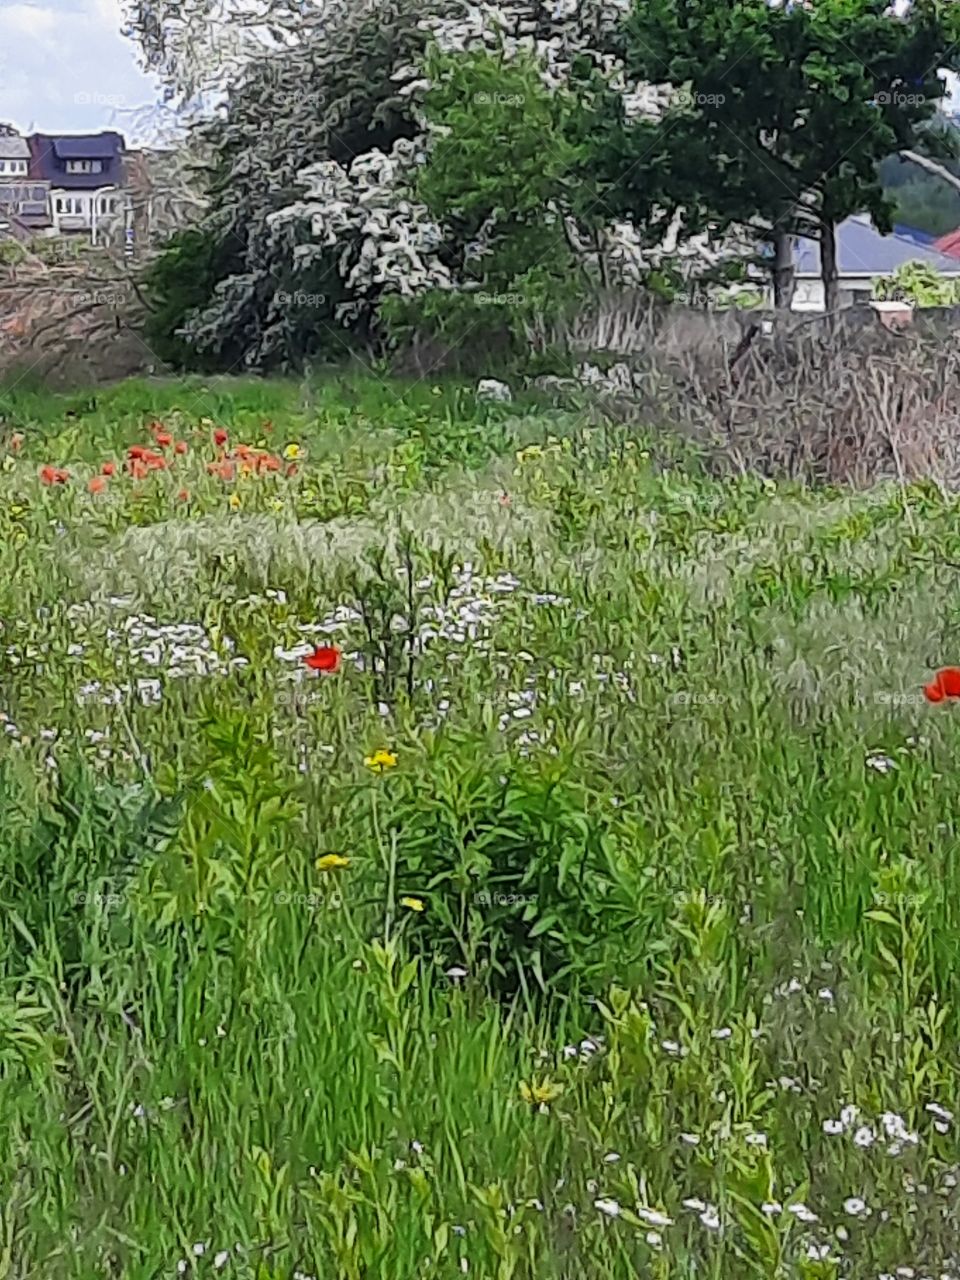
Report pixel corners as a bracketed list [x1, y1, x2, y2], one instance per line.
[0, 0, 164, 137]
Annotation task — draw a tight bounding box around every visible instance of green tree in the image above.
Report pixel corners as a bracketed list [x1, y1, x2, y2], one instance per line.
[614, 0, 960, 312]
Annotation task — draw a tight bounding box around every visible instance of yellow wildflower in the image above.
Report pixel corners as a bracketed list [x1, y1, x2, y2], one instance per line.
[269, 497, 284, 514]
[400, 896, 425, 913]
[316, 853, 351, 872]
[364, 748, 398, 773]
[228, 492, 241, 511]
[283, 443, 303, 461]
[519, 1078, 563, 1108]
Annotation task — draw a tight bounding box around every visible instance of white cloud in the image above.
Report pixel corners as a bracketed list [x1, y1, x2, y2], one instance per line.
[0, 0, 162, 133]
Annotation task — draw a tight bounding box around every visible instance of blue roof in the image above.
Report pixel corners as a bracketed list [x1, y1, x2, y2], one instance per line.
[893, 223, 936, 247]
[795, 214, 960, 275]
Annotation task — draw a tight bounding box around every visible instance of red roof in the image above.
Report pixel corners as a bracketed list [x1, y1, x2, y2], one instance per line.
[934, 227, 960, 259]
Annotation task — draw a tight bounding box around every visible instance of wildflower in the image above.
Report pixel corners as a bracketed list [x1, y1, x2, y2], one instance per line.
[519, 1078, 563, 1107]
[499, 492, 511, 506]
[87, 476, 107, 494]
[400, 896, 425, 913]
[283, 443, 303, 460]
[316, 853, 350, 872]
[923, 667, 960, 702]
[925, 1103, 953, 1122]
[228, 493, 241, 511]
[10, 432, 23, 451]
[101, 461, 116, 476]
[594, 1198, 621, 1218]
[39, 465, 69, 485]
[286, 463, 299, 477]
[213, 428, 228, 446]
[843, 1197, 867, 1217]
[866, 753, 896, 775]
[304, 645, 341, 673]
[154, 430, 173, 448]
[174, 440, 188, 454]
[823, 1118, 844, 1135]
[636, 1207, 674, 1228]
[787, 1204, 819, 1224]
[446, 965, 468, 980]
[177, 488, 190, 502]
[365, 749, 398, 772]
[853, 1126, 876, 1148]
[127, 445, 149, 460]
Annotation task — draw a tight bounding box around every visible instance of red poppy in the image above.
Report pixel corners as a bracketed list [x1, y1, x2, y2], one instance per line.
[213, 428, 229, 447]
[924, 667, 960, 702]
[87, 475, 107, 494]
[285, 463, 298, 477]
[127, 458, 148, 480]
[127, 444, 149, 460]
[154, 430, 173, 449]
[174, 440, 188, 455]
[256, 453, 281, 473]
[10, 432, 23, 452]
[304, 645, 341, 673]
[143, 450, 167, 470]
[177, 488, 190, 502]
[40, 465, 69, 485]
[207, 459, 235, 481]
[101, 461, 116, 476]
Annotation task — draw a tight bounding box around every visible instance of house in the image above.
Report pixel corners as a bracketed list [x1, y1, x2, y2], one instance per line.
[788, 214, 960, 310]
[0, 127, 50, 239]
[28, 131, 128, 243]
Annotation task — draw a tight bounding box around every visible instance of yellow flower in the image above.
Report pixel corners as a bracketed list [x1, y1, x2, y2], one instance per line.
[228, 492, 241, 511]
[364, 748, 398, 773]
[519, 1078, 563, 1108]
[199, 417, 213, 427]
[9, 504, 25, 518]
[400, 896, 425, 913]
[269, 497, 284, 514]
[283, 443, 303, 461]
[316, 853, 351, 872]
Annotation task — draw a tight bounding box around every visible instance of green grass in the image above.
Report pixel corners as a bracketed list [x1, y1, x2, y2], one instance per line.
[0, 373, 958, 1279]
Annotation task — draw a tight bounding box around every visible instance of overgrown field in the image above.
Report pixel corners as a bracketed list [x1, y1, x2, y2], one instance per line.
[1, 372, 960, 1280]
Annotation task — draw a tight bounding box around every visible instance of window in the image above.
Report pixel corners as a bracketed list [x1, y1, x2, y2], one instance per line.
[65, 159, 103, 174]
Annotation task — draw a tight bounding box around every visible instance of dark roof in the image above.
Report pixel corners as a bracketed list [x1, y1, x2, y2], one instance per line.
[794, 214, 960, 276]
[28, 132, 125, 187]
[52, 133, 123, 160]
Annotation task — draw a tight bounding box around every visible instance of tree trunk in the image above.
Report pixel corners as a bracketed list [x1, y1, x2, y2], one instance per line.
[820, 218, 840, 324]
[772, 230, 795, 310]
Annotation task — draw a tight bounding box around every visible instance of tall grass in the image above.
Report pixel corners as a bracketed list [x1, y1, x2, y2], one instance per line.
[0, 374, 956, 1278]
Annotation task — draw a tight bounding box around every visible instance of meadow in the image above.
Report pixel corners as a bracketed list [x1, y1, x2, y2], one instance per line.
[0, 369, 958, 1280]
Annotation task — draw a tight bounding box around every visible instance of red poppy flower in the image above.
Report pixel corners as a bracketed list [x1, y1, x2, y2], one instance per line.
[143, 450, 167, 470]
[207, 459, 235, 481]
[101, 461, 116, 476]
[127, 458, 148, 480]
[87, 475, 107, 494]
[285, 463, 298, 477]
[154, 430, 173, 449]
[304, 645, 341, 673]
[10, 432, 23, 452]
[256, 453, 281, 473]
[177, 487, 190, 502]
[924, 667, 960, 702]
[174, 440, 188, 455]
[213, 428, 229, 447]
[40, 464, 69, 485]
[127, 444, 149, 460]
